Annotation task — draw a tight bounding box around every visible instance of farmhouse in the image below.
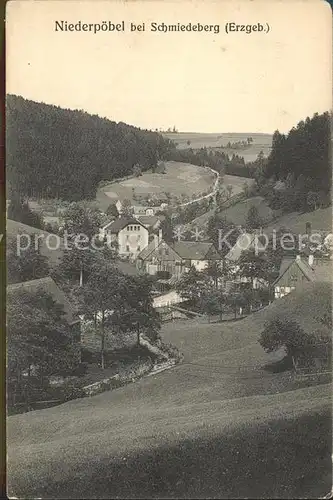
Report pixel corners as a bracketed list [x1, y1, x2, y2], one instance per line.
[7, 276, 81, 362]
[137, 235, 221, 278]
[273, 254, 332, 299]
[100, 216, 149, 260]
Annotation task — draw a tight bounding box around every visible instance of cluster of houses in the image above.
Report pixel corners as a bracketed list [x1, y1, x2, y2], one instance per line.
[7, 196, 332, 357]
[99, 208, 332, 304]
[6, 198, 332, 390]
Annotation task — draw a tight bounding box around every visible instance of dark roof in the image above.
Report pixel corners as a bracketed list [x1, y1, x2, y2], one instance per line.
[7, 277, 79, 325]
[137, 238, 161, 260]
[137, 239, 221, 262]
[274, 256, 332, 286]
[108, 217, 146, 234]
[171, 241, 221, 260]
[7, 219, 64, 267]
[136, 215, 165, 227]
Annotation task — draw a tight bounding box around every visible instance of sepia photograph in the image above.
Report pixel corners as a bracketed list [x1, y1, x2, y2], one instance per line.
[5, 0, 333, 498]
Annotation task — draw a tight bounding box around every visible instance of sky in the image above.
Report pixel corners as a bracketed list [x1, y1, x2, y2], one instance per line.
[6, 0, 332, 134]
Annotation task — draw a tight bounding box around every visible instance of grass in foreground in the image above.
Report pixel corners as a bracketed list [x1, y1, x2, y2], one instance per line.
[10, 408, 331, 499]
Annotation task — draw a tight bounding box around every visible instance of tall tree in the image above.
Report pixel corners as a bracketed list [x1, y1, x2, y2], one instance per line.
[158, 212, 175, 242]
[7, 195, 44, 229]
[115, 275, 161, 346]
[175, 266, 209, 308]
[7, 287, 77, 407]
[207, 214, 238, 256]
[59, 203, 108, 287]
[245, 206, 264, 231]
[76, 262, 126, 369]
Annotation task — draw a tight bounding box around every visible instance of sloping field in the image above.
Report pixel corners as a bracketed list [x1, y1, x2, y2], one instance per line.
[163, 132, 272, 162]
[264, 206, 332, 234]
[192, 199, 331, 234]
[7, 284, 332, 498]
[223, 174, 255, 194]
[221, 195, 273, 226]
[162, 282, 332, 364]
[190, 195, 273, 229]
[96, 161, 216, 211]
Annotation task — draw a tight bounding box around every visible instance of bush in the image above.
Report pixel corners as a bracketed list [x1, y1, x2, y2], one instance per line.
[259, 318, 331, 369]
[61, 379, 85, 401]
[70, 362, 89, 377]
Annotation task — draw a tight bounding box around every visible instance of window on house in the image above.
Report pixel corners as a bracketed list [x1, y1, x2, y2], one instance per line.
[126, 245, 130, 252]
[138, 226, 140, 231]
[137, 245, 141, 251]
[137, 235, 141, 241]
[134, 226, 137, 231]
[126, 235, 129, 241]
[127, 226, 130, 231]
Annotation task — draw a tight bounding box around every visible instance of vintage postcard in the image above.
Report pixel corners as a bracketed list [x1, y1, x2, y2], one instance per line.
[5, 0, 332, 498]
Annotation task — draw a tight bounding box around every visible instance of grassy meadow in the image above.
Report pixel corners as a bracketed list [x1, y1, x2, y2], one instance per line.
[96, 161, 216, 211]
[7, 283, 332, 498]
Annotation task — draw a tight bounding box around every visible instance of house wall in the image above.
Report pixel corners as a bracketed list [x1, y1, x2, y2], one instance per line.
[153, 290, 184, 308]
[190, 259, 209, 271]
[118, 224, 149, 259]
[274, 285, 296, 299]
[274, 261, 310, 299]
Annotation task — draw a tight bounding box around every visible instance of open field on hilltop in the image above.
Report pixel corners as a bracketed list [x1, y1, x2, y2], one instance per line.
[96, 161, 216, 211]
[7, 283, 332, 498]
[163, 132, 273, 162]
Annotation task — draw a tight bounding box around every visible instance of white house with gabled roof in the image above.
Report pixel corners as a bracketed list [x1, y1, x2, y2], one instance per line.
[100, 216, 149, 260]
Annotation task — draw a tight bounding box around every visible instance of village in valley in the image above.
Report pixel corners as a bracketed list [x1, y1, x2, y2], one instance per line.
[6, 97, 332, 498]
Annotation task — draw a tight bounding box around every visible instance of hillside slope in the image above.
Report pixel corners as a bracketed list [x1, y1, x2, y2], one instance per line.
[7, 284, 332, 498]
[264, 206, 332, 234]
[6, 94, 174, 201]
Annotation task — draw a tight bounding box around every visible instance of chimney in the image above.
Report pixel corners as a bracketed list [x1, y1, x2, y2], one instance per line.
[308, 254, 314, 267]
[158, 228, 163, 243]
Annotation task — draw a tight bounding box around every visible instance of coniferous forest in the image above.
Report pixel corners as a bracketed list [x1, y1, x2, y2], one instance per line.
[6, 95, 331, 214]
[6, 94, 175, 201]
[255, 112, 332, 212]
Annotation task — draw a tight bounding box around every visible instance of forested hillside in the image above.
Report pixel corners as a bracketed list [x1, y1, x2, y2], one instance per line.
[255, 112, 331, 212]
[6, 95, 175, 201]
